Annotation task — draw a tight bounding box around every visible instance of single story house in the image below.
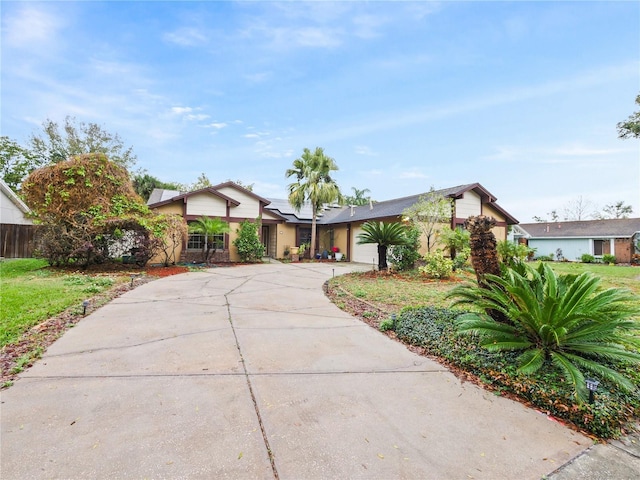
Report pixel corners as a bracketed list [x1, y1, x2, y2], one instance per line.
[0, 179, 35, 258]
[514, 218, 640, 263]
[147, 182, 518, 264]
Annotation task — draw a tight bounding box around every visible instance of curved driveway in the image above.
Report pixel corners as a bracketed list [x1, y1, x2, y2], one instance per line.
[1, 262, 590, 479]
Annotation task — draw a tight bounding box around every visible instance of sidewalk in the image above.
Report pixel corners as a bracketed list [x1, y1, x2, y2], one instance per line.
[1, 263, 598, 478]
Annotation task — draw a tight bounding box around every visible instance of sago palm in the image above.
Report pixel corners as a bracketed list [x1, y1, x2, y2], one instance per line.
[447, 262, 640, 401]
[356, 221, 409, 271]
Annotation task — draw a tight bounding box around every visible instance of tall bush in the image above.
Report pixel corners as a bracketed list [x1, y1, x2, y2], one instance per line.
[388, 225, 421, 271]
[233, 219, 264, 262]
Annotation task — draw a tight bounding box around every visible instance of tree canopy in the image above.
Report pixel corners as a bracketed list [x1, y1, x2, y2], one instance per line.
[402, 188, 452, 253]
[617, 94, 640, 139]
[1, 117, 137, 192]
[286, 147, 342, 257]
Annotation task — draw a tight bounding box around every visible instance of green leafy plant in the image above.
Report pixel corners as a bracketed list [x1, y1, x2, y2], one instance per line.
[602, 254, 616, 264]
[189, 216, 230, 263]
[419, 250, 454, 279]
[379, 317, 395, 331]
[447, 262, 640, 402]
[581, 253, 596, 263]
[356, 221, 409, 271]
[233, 219, 264, 262]
[388, 224, 421, 271]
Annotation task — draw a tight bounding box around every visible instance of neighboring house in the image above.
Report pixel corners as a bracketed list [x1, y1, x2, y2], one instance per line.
[0, 179, 36, 258]
[515, 218, 640, 263]
[148, 181, 518, 264]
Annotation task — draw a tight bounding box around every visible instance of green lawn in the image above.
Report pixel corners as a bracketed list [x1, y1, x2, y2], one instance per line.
[330, 262, 640, 312]
[0, 259, 125, 347]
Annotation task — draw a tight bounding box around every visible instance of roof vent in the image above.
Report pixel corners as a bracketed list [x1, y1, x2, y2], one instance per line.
[350, 205, 354, 217]
[370, 199, 373, 210]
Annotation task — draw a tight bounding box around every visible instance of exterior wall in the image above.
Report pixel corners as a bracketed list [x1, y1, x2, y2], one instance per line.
[217, 187, 261, 219]
[185, 193, 227, 217]
[454, 191, 481, 219]
[614, 238, 632, 263]
[528, 238, 591, 261]
[351, 223, 379, 265]
[152, 203, 183, 216]
[482, 205, 508, 242]
[0, 190, 33, 225]
[278, 224, 298, 258]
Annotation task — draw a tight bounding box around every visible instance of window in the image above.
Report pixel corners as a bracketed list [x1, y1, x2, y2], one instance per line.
[593, 239, 604, 256]
[187, 233, 225, 250]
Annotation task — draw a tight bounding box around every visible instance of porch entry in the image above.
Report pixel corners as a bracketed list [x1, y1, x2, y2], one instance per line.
[261, 226, 269, 257]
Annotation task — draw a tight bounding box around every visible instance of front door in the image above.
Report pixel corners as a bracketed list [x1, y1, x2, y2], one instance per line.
[261, 226, 269, 257]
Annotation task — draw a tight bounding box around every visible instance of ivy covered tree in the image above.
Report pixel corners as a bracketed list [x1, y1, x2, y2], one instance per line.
[22, 153, 181, 267]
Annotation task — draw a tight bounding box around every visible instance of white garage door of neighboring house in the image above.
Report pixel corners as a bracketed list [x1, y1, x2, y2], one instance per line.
[351, 225, 380, 266]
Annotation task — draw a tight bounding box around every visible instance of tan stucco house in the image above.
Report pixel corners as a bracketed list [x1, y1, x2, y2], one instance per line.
[147, 182, 518, 264]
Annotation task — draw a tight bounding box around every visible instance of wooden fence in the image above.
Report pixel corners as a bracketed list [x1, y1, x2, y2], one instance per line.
[1, 224, 37, 258]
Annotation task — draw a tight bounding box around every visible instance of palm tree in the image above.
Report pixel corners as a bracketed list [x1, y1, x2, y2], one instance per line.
[347, 187, 371, 206]
[286, 147, 341, 258]
[447, 262, 640, 402]
[188, 216, 230, 263]
[356, 221, 409, 271]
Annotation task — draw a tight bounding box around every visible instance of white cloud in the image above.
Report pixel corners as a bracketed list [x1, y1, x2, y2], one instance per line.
[2, 5, 64, 48]
[171, 106, 194, 115]
[207, 122, 228, 129]
[354, 145, 378, 156]
[163, 27, 208, 47]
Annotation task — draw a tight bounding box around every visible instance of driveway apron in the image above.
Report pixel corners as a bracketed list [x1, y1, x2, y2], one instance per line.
[1, 262, 590, 479]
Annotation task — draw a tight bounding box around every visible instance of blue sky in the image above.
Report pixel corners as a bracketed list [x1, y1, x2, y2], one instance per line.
[2, 1, 639, 222]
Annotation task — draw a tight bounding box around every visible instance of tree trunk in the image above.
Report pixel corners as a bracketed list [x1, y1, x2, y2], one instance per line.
[311, 213, 317, 259]
[378, 245, 388, 270]
[465, 215, 501, 283]
[465, 215, 509, 324]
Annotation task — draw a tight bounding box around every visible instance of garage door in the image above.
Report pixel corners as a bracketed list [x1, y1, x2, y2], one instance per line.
[351, 225, 380, 266]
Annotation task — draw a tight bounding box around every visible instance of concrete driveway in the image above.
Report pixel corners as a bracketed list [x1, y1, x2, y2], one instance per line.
[1, 262, 591, 479]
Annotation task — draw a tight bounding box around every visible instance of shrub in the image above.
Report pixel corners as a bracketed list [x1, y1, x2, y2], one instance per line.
[419, 250, 453, 279]
[379, 317, 395, 331]
[447, 262, 640, 402]
[497, 240, 534, 269]
[602, 254, 616, 264]
[388, 225, 421, 271]
[233, 219, 264, 262]
[535, 254, 554, 262]
[581, 253, 596, 263]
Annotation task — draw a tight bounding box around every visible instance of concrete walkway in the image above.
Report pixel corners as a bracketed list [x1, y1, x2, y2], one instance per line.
[1, 262, 594, 479]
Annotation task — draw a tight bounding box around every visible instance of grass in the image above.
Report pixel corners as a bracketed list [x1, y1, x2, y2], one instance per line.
[330, 262, 640, 311]
[329, 268, 476, 313]
[0, 259, 128, 347]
